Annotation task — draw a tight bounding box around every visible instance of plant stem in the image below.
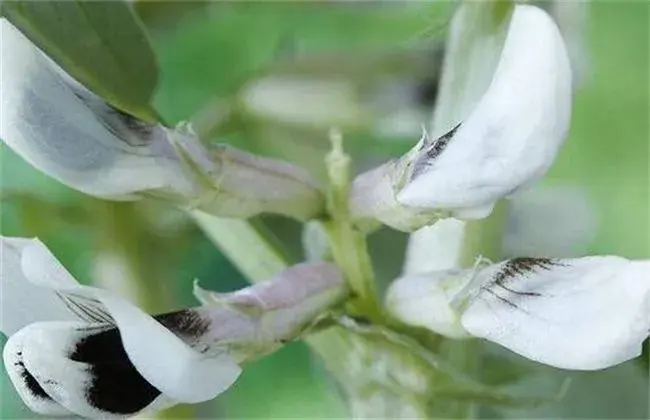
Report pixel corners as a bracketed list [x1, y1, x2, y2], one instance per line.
[190, 213, 287, 282]
[323, 130, 381, 320]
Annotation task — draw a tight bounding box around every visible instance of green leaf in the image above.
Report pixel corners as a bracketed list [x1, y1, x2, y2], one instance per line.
[3, 0, 159, 121]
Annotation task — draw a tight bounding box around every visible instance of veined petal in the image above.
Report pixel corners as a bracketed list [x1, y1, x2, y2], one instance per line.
[0, 237, 79, 336]
[0, 19, 183, 198]
[461, 257, 650, 370]
[397, 5, 572, 215]
[18, 239, 242, 403]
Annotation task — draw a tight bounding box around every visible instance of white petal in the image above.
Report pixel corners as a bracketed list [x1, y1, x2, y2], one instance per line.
[2, 326, 73, 416]
[94, 291, 241, 403]
[402, 218, 467, 274]
[0, 19, 174, 198]
[385, 270, 472, 338]
[397, 5, 571, 213]
[0, 237, 79, 336]
[15, 321, 173, 417]
[19, 239, 242, 403]
[461, 257, 650, 370]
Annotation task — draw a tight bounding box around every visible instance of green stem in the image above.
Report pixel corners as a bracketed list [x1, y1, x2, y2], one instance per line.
[190, 212, 287, 282]
[323, 130, 381, 320]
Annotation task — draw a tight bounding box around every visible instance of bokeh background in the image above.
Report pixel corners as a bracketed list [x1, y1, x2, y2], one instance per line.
[1, 1, 648, 418]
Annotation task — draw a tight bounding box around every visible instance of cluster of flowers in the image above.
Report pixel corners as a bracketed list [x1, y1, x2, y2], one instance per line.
[1, 5, 648, 418]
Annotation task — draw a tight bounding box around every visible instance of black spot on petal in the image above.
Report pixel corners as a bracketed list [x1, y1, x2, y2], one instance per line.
[107, 106, 154, 141]
[425, 122, 462, 161]
[155, 309, 211, 340]
[494, 258, 560, 283]
[15, 360, 52, 401]
[411, 122, 462, 179]
[59, 310, 211, 415]
[70, 328, 161, 415]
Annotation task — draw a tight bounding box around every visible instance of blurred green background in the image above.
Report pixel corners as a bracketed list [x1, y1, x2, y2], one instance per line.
[1, 1, 648, 418]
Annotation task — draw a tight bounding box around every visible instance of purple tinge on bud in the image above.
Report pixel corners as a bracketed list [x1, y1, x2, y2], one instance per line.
[0, 19, 324, 221]
[194, 261, 347, 356]
[186, 143, 325, 221]
[349, 5, 572, 232]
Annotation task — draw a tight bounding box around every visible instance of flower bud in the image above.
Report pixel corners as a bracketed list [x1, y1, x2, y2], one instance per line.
[193, 261, 347, 360]
[180, 140, 325, 220]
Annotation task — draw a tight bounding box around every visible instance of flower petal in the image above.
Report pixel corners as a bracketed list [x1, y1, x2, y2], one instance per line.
[94, 292, 242, 403]
[461, 257, 650, 370]
[19, 239, 242, 403]
[15, 321, 172, 417]
[386, 270, 473, 338]
[0, 237, 79, 336]
[397, 5, 572, 214]
[2, 326, 73, 416]
[402, 218, 467, 274]
[0, 19, 174, 198]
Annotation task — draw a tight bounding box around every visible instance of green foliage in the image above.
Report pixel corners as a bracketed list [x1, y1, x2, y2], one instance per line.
[141, 2, 452, 124]
[2, 0, 159, 121]
[0, 1, 648, 418]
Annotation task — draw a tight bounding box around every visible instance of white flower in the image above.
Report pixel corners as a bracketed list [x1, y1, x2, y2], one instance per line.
[350, 5, 572, 231]
[387, 256, 650, 370]
[1, 237, 345, 417]
[0, 19, 323, 221]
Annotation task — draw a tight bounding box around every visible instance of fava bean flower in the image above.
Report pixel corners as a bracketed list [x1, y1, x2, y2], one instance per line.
[350, 5, 572, 231]
[1, 237, 345, 417]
